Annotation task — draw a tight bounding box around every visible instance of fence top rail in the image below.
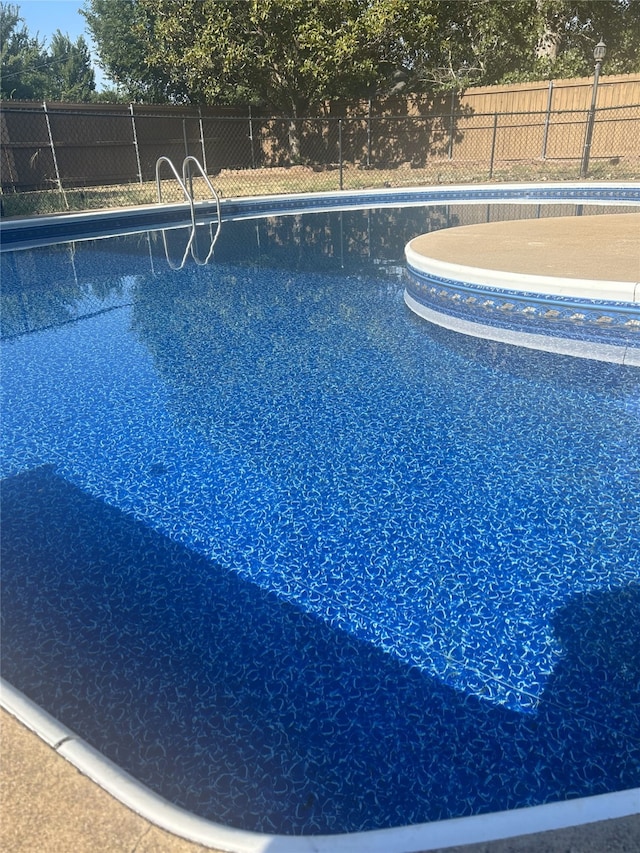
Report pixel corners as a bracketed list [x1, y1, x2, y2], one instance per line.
[0, 102, 243, 120]
[0, 104, 136, 118]
[363, 104, 640, 119]
[456, 72, 640, 95]
[2, 104, 639, 125]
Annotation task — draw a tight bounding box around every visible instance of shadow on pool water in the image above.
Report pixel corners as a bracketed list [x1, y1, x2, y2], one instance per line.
[1, 464, 639, 835]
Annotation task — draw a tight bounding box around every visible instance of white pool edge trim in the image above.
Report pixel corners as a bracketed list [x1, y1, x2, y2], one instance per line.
[404, 243, 639, 303]
[403, 293, 640, 366]
[2, 679, 638, 853]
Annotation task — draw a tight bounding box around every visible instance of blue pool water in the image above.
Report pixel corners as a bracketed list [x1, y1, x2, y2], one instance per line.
[1, 206, 639, 835]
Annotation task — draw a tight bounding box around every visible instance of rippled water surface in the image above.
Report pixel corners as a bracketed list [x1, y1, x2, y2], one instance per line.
[1, 206, 639, 834]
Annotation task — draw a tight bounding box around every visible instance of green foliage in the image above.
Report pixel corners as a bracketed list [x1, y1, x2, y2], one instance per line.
[136, 0, 432, 111]
[1, 2, 47, 98]
[82, 0, 446, 110]
[77, 0, 640, 109]
[89, 85, 128, 103]
[1, 2, 95, 101]
[408, 0, 640, 90]
[45, 31, 95, 101]
[81, 0, 190, 101]
[477, 0, 640, 84]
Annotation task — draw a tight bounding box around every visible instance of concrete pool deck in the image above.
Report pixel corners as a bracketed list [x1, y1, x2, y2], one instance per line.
[407, 211, 640, 284]
[2, 209, 639, 853]
[405, 211, 640, 365]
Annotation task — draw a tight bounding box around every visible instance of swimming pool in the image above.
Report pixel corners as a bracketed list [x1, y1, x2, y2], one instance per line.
[1, 187, 639, 850]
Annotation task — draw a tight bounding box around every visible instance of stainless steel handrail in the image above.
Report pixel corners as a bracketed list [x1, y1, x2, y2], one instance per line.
[155, 156, 190, 204]
[182, 156, 222, 251]
[155, 155, 222, 265]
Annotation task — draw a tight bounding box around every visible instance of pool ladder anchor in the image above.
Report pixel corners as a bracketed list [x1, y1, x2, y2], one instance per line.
[155, 155, 222, 267]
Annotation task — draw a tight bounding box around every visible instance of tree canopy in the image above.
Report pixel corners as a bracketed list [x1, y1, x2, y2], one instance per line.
[80, 0, 176, 101]
[4, 0, 638, 106]
[498, 0, 640, 82]
[1, 2, 47, 99]
[80, 0, 443, 110]
[1, 2, 95, 100]
[81, 0, 640, 109]
[46, 31, 95, 101]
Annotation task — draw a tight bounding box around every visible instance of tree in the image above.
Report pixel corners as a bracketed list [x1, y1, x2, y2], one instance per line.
[417, 1, 534, 89]
[463, 0, 640, 84]
[1, 2, 47, 98]
[83, 0, 444, 108]
[81, 0, 640, 113]
[81, 0, 182, 101]
[45, 31, 95, 101]
[404, 0, 640, 90]
[83, 0, 445, 154]
[1, 3, 96, 101]
[519, 0, 640, 80]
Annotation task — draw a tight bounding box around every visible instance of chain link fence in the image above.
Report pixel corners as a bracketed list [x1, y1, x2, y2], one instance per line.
[2, 101, 639, 217]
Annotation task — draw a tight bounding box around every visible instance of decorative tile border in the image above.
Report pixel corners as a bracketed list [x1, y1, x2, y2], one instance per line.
[403, 196, 640, 364]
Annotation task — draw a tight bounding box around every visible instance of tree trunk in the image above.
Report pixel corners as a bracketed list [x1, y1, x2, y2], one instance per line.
[535, 25, 562, 61]
[535, 1, 564, 62]
[288, 117, 301, 164]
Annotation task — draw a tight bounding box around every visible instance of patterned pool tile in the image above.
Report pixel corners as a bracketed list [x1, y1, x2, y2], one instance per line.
[1, 206, 639, 834]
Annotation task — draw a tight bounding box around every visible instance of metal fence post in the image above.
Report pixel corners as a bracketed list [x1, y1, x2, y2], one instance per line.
[42, 101, 68, 208]
[129, 104, 143, 183]
[581, 42, 606, 178]
[541, 80, 553, 160]
[339, 118, 343, 190]
[198, 106, 208, 174]
[248, 105, 256, 169]
[489, 112, 498, 178]
[580, 71, 602, 177]
[580, 105, 596, 178]
[448, 90, 456, 160]
[182, 117, 189, 159]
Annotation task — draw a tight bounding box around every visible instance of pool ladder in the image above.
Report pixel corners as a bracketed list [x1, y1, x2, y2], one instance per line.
[155, 155, 222, 267]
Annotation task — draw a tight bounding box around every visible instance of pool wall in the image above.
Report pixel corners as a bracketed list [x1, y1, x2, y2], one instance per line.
[1, 181, 639, 251]
[403, 246, 640, 366]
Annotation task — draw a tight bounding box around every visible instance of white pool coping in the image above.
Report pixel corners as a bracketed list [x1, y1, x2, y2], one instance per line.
[404, 242, 640, 305]
[2, 680, 639, 853]
[2, 180, 639, 252]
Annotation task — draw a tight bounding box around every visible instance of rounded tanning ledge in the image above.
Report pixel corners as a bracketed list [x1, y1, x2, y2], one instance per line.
[404, 212, 640, 365]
